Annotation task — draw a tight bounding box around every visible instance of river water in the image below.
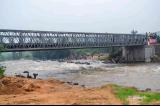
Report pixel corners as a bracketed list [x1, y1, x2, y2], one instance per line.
[1, 59, 160, 91]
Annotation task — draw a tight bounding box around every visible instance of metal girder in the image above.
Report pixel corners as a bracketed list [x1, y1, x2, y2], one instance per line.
[0, 29, 147, 52]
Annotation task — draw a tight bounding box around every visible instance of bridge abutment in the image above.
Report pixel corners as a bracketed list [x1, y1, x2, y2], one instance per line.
[144, 45, 155, 62]
[122, 45, 155, 62]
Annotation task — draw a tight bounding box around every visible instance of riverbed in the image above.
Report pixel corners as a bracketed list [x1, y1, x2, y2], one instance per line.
[1, 59, 160, 91]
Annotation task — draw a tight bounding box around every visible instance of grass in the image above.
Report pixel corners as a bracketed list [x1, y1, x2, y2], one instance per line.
[111, 84, 160, 105]
[139, 93, 160, 104]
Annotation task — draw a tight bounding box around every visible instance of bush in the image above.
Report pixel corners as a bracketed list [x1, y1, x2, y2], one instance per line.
[0, 65, 6, 77]
[0, 44, 5, 51]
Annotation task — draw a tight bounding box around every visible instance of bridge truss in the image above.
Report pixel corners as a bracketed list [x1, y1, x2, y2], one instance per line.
[0, 29, 147, 52]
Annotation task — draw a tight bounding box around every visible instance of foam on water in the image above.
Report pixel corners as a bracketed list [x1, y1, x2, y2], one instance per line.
[1, 59, 160, 91]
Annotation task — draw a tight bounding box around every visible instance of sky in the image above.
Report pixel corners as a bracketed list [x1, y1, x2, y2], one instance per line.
[0, 0, 160, 33]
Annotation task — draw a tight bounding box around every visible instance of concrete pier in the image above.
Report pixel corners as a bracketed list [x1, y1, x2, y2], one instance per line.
[145, 45, 155, 62]
[122, 45, 155, 62]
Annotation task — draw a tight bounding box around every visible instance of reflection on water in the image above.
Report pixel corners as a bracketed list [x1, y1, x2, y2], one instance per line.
[1, 59, 160, 91]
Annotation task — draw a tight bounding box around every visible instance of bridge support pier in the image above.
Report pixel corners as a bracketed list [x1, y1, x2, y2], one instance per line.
[122, 45, 155, 63]
[145, 45, 155, 62]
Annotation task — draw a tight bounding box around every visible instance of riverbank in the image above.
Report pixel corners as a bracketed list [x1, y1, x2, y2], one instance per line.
[0, 76, 160, 105]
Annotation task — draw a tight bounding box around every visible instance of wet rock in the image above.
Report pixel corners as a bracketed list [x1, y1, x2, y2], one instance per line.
[140, 90, 145, 92]
[84, 62, 90, 65]
[66, 81, 79, 85]
[23, 71, 32, 79]
[73, 83, 79, 85]
[75, 62, 81, 64]
[33, 73, 38, 79]
[66, 81, 70, 84]
[15, 74, 25, 78]
[81, 85, 85, 88]
[145, 88, 152, 92]
[66, 81, 72, 85]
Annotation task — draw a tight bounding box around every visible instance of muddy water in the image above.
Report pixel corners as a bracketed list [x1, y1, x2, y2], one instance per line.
[1, 59, 160, 91]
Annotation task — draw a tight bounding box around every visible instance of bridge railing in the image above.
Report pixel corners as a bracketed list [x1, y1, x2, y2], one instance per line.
[0, 29, 147, 51]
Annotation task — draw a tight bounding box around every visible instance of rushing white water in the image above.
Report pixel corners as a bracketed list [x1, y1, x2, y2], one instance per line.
[1, 59, 160, 91]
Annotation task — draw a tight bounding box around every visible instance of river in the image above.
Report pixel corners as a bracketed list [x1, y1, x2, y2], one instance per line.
[0, 59, 160, 91]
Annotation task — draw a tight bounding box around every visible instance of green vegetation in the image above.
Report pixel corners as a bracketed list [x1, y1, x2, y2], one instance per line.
[0, 48, 111, 61]
[0, 66, 5, 77]
[0, 47, 122, 62]
[97, 54, 109, 61]
[0, 45, 6, 77]
[139, 92, 160, 104]
[112, 84, 160, 105]
[32, 50, 71, 60]
[112, 85, 138, 104]
[72, 48, 108, 56]
[156, 32, 160, 43]
[0, 44, 5, 52]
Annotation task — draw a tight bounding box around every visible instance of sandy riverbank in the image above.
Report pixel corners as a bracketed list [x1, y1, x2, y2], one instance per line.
[0, 76, 122, 105]
[0, 76, 160, 105]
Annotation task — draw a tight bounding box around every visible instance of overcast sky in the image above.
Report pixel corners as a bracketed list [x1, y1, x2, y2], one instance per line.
[0, 0, 160, 33]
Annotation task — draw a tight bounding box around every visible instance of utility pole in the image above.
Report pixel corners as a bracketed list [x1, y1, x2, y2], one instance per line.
[131, 29, 138, 35]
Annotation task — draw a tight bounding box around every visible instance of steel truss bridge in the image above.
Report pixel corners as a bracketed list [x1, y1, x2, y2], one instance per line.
[0, 29, 147, 52]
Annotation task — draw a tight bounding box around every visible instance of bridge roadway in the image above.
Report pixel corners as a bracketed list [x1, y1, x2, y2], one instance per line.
[0, 29, 147, 52]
